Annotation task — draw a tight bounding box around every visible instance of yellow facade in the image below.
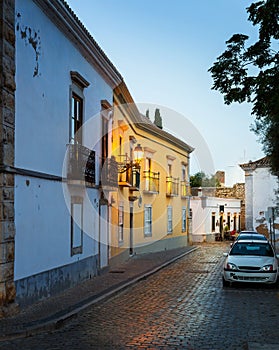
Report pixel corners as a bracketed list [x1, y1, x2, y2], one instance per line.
[109, 82, 193, 262]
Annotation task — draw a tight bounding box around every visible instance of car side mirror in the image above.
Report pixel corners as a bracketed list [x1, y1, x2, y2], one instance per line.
[223, 253, 228, 257]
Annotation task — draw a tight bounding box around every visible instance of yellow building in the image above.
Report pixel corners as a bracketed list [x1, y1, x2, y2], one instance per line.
[109, 82, 193, 265]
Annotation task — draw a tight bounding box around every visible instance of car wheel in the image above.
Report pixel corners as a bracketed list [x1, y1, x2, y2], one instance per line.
[222, 277, 230, 287]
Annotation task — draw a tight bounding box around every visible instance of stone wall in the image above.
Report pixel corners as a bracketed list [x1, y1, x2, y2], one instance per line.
[0, 0, 17, 316]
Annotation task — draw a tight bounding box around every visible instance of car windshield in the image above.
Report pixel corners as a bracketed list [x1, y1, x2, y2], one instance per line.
[230, 242, 274, 257]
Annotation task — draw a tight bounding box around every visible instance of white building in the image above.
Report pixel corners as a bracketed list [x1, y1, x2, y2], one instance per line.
[240, 157, 279, 239]
[190, 192, 241, 243]
[12, 0, 122, 306]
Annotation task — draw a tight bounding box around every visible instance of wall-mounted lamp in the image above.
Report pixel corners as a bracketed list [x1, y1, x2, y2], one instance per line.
[133, 144, 144, 167]
[118, 144, 144, 174]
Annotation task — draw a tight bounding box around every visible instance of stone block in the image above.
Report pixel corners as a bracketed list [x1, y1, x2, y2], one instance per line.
[3, 106, 15, 126]
[0, 241, 14, 264]
[3, 124, 14, 144]
[0, 279, 16, 308]
[3, 56, 15, 75]
[5, 279, 16, 301]
[3, 1, 15, 31]
[3, 40, 14, 60]
[3, 71, 16, 91]
[1, 89, 14, 110]
[0, 202, 14, 221]
[0, 261, 14, 282]
[3, 142, 15, 166]
[0, 282, 7, 303]
[0, 221, 15, 241]
[3, 21, 15, 45]
[0, 187, 14, 201]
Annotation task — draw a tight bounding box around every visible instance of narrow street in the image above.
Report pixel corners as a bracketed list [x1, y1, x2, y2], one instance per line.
[1, 243, 279, 350]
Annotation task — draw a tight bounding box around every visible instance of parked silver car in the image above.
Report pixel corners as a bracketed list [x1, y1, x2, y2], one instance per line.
[223, 239, 278, 287]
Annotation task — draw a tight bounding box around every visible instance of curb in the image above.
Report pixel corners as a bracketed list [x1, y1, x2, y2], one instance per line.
[0, 246, 199, 341]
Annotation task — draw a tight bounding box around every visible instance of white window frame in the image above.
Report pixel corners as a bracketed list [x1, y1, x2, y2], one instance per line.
[144, 205, 152, 237]
[167, 206, 173, 234]
[71, 196, 83, 256]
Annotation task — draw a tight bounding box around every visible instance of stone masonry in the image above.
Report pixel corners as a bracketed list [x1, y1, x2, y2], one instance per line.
[0, 0, 17, 316]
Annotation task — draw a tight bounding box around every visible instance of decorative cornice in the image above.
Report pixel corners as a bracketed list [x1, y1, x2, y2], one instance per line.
[70, 71, 90, 89]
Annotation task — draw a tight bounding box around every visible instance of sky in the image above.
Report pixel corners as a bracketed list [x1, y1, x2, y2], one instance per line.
[66, 0, 265, 186]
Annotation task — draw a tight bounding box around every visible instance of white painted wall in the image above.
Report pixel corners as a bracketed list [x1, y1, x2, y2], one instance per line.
[14, 0, 114, 281]
[191, 196, 241, 241]
[251, 167, 278, 232]
[15, 0, 112, 175]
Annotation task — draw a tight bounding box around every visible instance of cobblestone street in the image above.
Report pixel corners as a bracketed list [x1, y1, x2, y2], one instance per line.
[1, 243, 279, 349]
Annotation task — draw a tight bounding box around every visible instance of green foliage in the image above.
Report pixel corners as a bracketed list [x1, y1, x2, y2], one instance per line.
[190, 171, 220, 188]
[208, 0, 279, 176]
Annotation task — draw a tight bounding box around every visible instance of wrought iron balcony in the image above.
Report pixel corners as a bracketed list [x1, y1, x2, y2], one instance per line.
[181, 180, 190, 198]
[100, 157, 118, 189]
[166, 176, 179, 196]
[143, 170, 160, 193]
[118, 154, 140, 189]
[67, 143, 95, 184]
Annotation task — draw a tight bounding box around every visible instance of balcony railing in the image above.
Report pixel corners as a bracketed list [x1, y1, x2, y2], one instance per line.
[118, 154, 140, 189]
[67, 143, 95, 184]
[166, 176, 179, 196]
[143, 170, 160, 193]
[181, 180, 190, 197]
[100, 157, 118, 189]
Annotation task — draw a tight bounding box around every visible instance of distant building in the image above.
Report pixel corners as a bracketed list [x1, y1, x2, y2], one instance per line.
[190, 188, 241, 243]
[215, 171, 225, 187]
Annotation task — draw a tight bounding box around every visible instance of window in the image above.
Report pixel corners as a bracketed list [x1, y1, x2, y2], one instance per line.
[212, 212, 216, 232]
[70, 93, 83, 144]
[102, 117, 108, 162]
[118, 203, 124, 243]
[71, 196, 83, 256]
[167, 206, 173, 234]
[182, 207, 186, 232]
[144, 205, 152, 237]
[70, 71, 89, 144]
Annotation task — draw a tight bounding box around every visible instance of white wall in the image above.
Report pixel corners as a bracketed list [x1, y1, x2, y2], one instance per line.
[14, 0, 114, 281]
[14, 176, 100, 280]
[15, 0, 112, 175]
[252, 168, 278, 231]
[191, 197, 241, 239]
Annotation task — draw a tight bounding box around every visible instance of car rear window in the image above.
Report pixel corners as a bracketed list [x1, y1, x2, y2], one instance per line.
[237, 235, 267, 241]
[230, 242, 274, 257]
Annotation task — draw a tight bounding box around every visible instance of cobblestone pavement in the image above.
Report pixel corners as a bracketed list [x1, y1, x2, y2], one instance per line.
[1, 243, 279, 349]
